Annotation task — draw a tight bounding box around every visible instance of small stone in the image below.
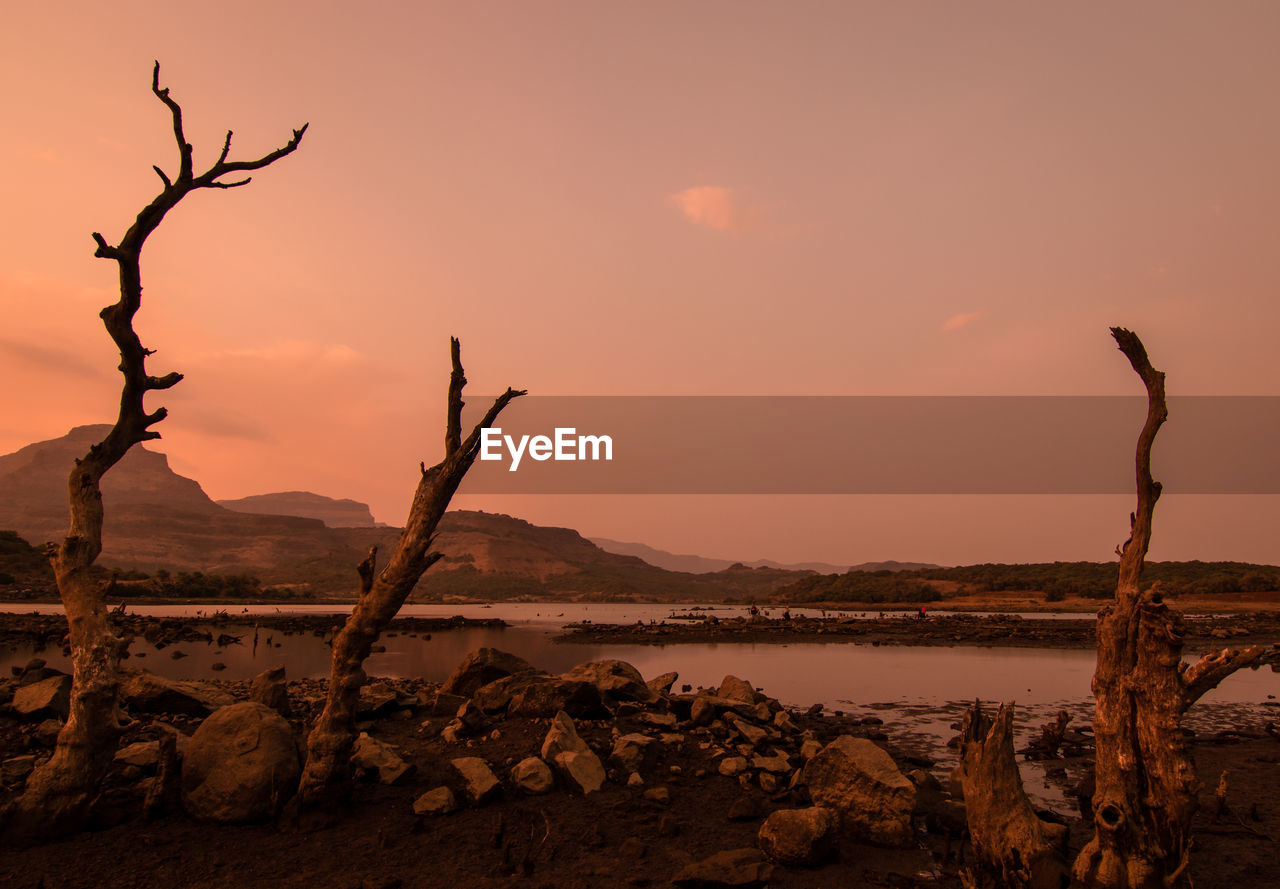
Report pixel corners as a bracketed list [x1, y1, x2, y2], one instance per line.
[758, 772, 779, 793]
[718, 756, 748, 777]
[352, 734, 414, 785]
[627, 772, 644, 787]
[413, 786, 458, 816]
[12, 675, 71, 719]
[511, 756, 554, 795]
[642, 786, 671, 805]
[672, 848, 773, 888]
[451, 756, 501, 804]
[1, 754, 37, 784]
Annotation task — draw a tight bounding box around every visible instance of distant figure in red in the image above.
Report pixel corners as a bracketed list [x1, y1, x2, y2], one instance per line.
[917, 605, 927, 620]
[748, 604, 760, 618]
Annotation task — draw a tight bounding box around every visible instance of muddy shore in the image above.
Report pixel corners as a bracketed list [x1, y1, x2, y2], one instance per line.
[1, 650, 1277, 889]
[556, 611, 1280, 653]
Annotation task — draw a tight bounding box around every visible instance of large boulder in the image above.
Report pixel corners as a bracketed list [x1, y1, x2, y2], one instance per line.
[12, 674, 71, 719]
[440, 648, 536, 697]
[757, 807, 839, 866]
[560, 660, 656, 704]
[802, 736, 916, 847]
[181, 701, 300, 823]
[473, 673, 605, 718]
[672, 848, 774, 888]
[122, 671, 235, 717]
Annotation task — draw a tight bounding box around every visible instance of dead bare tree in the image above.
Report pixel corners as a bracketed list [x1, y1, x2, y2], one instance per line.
[959, 701, 1068, 889]
[3, 63, 305, 841]
[296, 339, 522, 809]
[1072, 328, 1280, 888]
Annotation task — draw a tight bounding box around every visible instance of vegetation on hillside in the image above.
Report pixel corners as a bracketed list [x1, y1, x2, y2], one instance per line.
[774, 560, 1280, 604]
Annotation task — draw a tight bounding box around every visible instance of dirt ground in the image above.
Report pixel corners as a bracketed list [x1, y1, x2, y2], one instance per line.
[2, 668, 1278, 889]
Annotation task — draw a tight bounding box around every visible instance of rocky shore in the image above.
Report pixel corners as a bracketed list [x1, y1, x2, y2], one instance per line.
[558, 611, 1280, 652]
[2, 644, 1278, 888]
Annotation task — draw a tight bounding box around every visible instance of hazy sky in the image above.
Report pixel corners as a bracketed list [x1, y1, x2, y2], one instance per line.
[3, 3, 1279, 565]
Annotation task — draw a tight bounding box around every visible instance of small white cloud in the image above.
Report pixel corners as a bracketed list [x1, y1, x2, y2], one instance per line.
[941, 312, 983, 332]
[669, 186, 742, 232]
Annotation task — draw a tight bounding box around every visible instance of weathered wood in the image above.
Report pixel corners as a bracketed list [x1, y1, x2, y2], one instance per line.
[297, 339, 522, 809]
[1072, 329, 1280, 888]
[959, 701, 1067, 889]
[2, 63, 304, 843]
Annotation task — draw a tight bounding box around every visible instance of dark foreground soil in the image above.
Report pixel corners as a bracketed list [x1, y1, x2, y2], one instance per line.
[559, 611, 1280, 653]
[2, 667, 1278, 889]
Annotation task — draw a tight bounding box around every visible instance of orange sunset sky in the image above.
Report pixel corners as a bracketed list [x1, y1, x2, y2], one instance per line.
[3, 3, 1279, 565]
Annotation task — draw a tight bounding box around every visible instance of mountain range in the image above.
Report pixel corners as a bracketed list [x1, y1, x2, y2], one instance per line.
[0, 427, 821, 601]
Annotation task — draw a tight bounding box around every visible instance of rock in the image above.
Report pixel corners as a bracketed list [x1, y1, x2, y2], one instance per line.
[619, 836, 648, 858]
[451, 756, 501, 803]
[540, 710, 592, 760]
[426, 690, 468, 716]
[646, 671, 679, 696]
[727, 794, 765, 821]
[114, 740, 161, 769]
[802, 735, 916, 847]
[643, 785, 671, 805]
[690, 696, 716, 726]
[671, 848, 774, 888]
[33, 718, 62, 746]
[610, 733, 658, 774]
[2, 754, 36, 785]
[773, 711, 799, 733]
[440, 648, 536, 697]
[907, 768, 941, 791]
[511, 756, 555, 794]
[561, 659, 656, 704]
[750, 752, 791, 774]
[352, 733, 414, 785]
[757, 807, 839, 866]
[728, 716, 769, 748]
[413, 786, 458, 816]
[122, 671, 235, 716]
[627, 772, 644, 787]
[357, 682, 400, 717]
[758, 772, 779, 793]
[181, 701, 300, 823]
[248, 665, 290, 717]
[475, 673, 604, 718]
[799, 739, 823, 761]
[717, 676, 758, 705]
[640, 710, 678, 728]
[718, 756, 749, 777]
[12, 674, 71, 719]
[553, 750, 606, 795]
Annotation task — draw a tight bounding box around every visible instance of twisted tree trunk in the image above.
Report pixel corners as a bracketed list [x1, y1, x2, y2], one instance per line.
[1072, 329, 1280, 888]
[296, 339, 522, 810]
[3, 63, 305, 843]
[959, 701, 1068, 889]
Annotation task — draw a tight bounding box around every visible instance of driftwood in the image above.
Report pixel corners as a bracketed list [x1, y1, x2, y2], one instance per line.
[959, 701, 1068, 889]
[2, 63, 305, 843]
[296, 339, 522, 809]
[1072, 329, 1280, 888]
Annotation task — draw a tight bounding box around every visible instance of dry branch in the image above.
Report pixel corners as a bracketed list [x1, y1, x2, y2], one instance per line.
[1073, 328, 1280, 889]
[296, 339, 523, 810]
[2, 63, 304, 843]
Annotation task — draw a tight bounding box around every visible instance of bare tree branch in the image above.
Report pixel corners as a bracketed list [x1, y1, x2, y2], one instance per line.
[1182, 644, 1280, 705]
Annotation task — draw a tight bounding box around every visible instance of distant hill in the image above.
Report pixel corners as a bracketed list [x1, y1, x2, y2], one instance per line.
[218, 491, 377, 527]
[589, 537, 938, 575]
[0, 428, 809, 601]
